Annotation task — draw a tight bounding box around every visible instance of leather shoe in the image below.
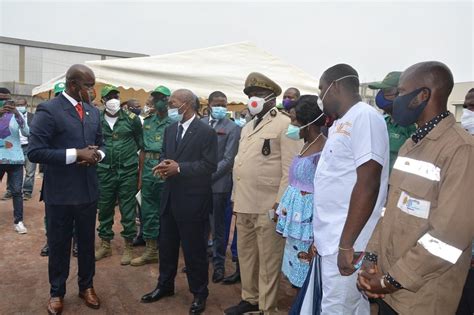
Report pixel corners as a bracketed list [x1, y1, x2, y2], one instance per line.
[133, 235, 146, 247]
[189, 297, 206, 314]
[222, 270, 241, 285]
[79, 288, 100, 309]
[212, 269, 225, 283]
[40, 243, 49, 257]
[141, 287, 174, 303]
[47, 297, 63, 315]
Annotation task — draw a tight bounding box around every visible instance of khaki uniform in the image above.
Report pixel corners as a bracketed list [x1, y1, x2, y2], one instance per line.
[232, 109, 302, 314]
[366, 115, 474, 314]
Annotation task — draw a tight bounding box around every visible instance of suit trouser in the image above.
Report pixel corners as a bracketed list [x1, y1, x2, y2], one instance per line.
[320, 252, 369, 315]
[158, 211, 209, 299]
[210, 192, 230, 270]
[97, 166, 137, 240]
[46, 202, 97, 297]
[237, 213, 285, 314]
[224, 196, 238, 259]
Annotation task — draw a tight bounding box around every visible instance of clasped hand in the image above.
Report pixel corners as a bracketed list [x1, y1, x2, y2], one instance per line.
[152, 159, 179, 179]
[77, 146, 101, 167]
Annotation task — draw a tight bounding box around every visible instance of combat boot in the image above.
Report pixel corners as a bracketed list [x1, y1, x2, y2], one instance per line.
[95, 239, 112, 261]
[130, 239, 158, 266]
[121, 239, 134, 265]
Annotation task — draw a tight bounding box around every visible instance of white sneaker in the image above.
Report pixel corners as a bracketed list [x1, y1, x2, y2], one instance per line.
[14, 221, 27, 234]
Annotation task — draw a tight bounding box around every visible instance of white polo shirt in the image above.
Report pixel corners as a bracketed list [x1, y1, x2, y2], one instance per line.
[313, 101, 389, 256]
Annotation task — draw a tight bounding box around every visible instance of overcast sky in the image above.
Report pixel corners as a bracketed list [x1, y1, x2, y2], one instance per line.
[1, 0, 473, 83]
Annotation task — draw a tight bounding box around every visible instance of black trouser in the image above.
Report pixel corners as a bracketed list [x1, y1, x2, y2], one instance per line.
[457, 268, 474, 315]
[158, 210, 209, 299]
[46, 202, 97, 297]
[210, 192, 230, 271]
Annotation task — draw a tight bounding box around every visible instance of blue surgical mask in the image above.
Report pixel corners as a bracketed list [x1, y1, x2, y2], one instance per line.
[286, 124, 302, 140]
[392, 87, 430, 127]
[211, 106, 227, 120]
[17, 106, 26, 114]
[285, 113, 324, 140]
[375, 90, 393, 110]
[235, 117, 246, 127]
[168, 102, 186, 123]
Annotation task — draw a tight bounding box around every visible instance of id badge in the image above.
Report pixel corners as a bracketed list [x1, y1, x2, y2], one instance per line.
[397, 191, 430, 219]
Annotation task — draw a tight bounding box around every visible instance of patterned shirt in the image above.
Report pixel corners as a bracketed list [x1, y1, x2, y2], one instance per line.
[412, 111, 450, 144]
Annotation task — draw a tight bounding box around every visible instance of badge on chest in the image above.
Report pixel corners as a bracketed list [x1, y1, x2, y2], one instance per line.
[397, 191, 431, 219]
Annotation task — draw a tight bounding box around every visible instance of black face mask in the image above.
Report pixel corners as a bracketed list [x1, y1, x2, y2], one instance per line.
[392, 87, 430, 126]
[129, 107, 141, 115]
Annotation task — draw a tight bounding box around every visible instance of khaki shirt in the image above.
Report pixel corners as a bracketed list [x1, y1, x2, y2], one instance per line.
[367, 115, 474, 314]
[232, 109, 302, 214]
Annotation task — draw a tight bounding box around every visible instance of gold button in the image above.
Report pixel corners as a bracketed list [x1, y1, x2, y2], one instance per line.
[239, 162, 242, 166]
[237, 177, 240, 180]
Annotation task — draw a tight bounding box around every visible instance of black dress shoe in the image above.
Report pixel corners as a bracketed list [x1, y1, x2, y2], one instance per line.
[141, 287, 174, 303]
[189, 297, 206, 314]
[212, 269, 225, 283]
[133, 235, 146, 247]
[40, 243, 49, 257]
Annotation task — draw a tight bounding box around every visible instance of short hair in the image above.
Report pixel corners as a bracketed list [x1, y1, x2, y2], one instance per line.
[126, 98, 139, 107]
[294, 95, 325, 126]
[208, 91, 227, 104]
[286, 87, 301, 98]
[404, 61, 454, 101]
[467, 88, 474, 94]
[0, 87, 11, 94]
[194, 95, 201, 111]
[15, 97, 28, 104]
[322, 63, 360, 93]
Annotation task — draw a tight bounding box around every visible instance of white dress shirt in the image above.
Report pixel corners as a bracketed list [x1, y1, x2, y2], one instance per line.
[178, 114, 196, 139]
[62, 91, 105, 164]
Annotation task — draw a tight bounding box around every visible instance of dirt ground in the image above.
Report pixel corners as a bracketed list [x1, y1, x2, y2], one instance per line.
[0, 173, 295, 315]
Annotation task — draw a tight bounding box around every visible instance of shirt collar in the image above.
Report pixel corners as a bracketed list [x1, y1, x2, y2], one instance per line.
[412, 111, 451, 144]
[62, 91, 79, 107]
[179, 114, 195, 128]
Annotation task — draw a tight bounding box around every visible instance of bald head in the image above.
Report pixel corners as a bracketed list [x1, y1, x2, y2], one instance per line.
[400, 61, 454, 102]
[65, 64, 95, 102]
[172, 89, 197, 107]
[66, 64, 95, 82]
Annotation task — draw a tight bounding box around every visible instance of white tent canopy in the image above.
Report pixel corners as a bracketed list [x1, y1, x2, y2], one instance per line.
[32, 42, 319, 104]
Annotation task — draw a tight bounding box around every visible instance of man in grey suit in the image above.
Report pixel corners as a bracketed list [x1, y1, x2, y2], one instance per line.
[201, 91, 241, 283]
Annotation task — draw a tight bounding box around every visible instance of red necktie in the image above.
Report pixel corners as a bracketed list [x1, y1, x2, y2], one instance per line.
[76, 102, 84, 121]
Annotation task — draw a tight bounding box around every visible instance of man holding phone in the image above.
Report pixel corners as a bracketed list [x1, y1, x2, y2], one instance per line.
[0, 87, 29, 234]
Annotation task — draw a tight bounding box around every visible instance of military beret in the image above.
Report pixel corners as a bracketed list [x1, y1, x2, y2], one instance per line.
[243, 72, 282, 97]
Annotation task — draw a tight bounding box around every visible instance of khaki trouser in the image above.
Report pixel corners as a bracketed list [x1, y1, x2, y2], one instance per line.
[236, 213, 285, 315]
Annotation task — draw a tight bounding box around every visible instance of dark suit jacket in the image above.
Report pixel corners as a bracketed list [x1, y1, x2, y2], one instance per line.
[28, 94, 104, 205]
[160, 117, 217, 221]
[200, 116, 241, 193]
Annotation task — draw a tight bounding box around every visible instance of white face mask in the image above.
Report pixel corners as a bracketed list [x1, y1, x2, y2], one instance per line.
[461, 108, 474, 135]
[247, 93, 275, 116]
[105, 99, 121, 115]
[317, 75, 359, 110]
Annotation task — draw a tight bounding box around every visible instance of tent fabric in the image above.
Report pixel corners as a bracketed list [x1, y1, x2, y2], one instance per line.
[32, 42, 319, 103]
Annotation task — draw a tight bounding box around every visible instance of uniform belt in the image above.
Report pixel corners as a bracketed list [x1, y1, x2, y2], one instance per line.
[144, 152, 161, 159]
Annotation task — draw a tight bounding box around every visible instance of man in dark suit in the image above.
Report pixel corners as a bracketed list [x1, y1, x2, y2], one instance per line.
[141, 89, 217, 314]
[200, 91, 240, 283]
[28, 64, 105, 315]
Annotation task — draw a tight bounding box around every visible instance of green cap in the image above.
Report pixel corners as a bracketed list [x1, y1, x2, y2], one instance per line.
[151, 85, 171, 97]
[368, 71, 402, 90]
[53, 82, 66, 95]
[100, 85, 120, 97]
